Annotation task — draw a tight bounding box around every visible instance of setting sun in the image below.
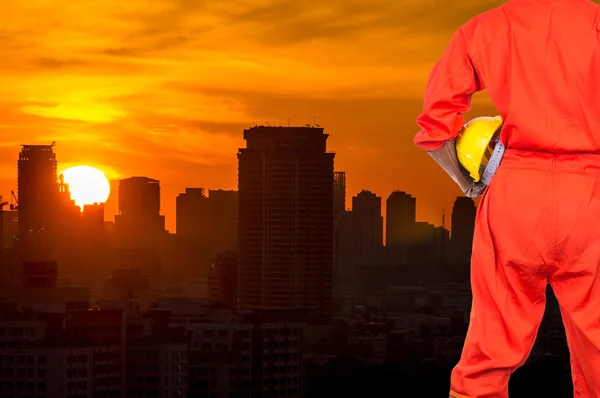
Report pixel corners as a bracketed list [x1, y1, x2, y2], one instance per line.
[61, 165, 111, 209]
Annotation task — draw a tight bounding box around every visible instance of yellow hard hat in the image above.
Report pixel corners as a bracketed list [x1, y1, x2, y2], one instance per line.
[456, 116, 503, 182]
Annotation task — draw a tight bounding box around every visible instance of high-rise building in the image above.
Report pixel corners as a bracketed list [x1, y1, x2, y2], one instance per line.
[176, 188, 238, 250]
[114, 177, 166, 303]
[17, 143, 58, 237]
[0, 210, 18, 250]
[208, 189, 238, 253]
[351, 190, 384, 266]
[334, 211, 358, 296]
[333, 171, 346, 220]
[412, 222, 449, 262]
[82, 203, 105, 228]
[174, 188, 238, 281]
[385, 191, 416, 246]
[16, 143, 80, 265]
[115, 176, 166, 244]
[207, 250, 237, 308]
[237, 126, 334, 321]
[176, 188, 211, 240]
[332, 172, 346, 292]
[385, 191, 416, 265]
[450, 197, 477, 264]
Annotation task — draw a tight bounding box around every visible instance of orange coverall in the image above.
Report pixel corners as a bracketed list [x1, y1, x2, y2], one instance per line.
[413, 0, 600, 397]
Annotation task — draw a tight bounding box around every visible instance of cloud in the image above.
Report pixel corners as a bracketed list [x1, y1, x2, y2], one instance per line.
[21, 102, 126, 124]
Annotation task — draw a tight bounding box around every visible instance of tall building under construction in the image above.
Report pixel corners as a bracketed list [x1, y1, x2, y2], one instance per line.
[237, 126, 335, 321]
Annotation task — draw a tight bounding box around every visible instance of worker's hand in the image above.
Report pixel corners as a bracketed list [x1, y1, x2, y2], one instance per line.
[427, 139, 488, 198]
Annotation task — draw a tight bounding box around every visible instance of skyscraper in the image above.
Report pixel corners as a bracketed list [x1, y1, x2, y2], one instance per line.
[386, 191, 416, 246]
[237, 126, 335, 320]
[451, 197, 477, 264]
[385, 191, 416, 265]
[352, 190, 384, 266]
[174, 188, 214, 281]
[208, 189, 238, 253]
[176, 188, 238, 251]
[333, 171, 346, 292]
[17, 143, 58, 236]
[115, 176, 166, 245]
[334, 210, 358, 296]
[114, 177, 166, 304]
[176, 188, 211, 240]
[333, 171, 346, 221]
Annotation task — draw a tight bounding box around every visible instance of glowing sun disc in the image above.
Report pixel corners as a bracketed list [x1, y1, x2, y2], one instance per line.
[61, 165, 110, 209]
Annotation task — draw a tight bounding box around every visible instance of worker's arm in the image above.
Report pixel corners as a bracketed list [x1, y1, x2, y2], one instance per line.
[414, 23, 487, 197]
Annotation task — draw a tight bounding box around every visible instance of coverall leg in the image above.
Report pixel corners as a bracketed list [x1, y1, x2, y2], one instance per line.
[550, 152, 600, 397]
[449, 149, 600, 398]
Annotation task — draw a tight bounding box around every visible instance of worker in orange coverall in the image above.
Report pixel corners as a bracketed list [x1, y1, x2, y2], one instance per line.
[413, 0, 600, 397]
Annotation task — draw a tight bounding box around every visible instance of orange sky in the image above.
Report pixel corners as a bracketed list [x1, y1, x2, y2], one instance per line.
[0, 0, 514, 232]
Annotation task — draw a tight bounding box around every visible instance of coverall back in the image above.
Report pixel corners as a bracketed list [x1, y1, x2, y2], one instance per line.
[413, 0, 600, 397]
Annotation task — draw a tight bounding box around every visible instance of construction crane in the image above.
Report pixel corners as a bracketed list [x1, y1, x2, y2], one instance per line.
[0, 196, 8, 212]
[9, 191, 18, 211]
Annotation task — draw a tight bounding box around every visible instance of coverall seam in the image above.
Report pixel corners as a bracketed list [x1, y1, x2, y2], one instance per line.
[470, 28, 510, 58]
[469, 8, 511, 58]
[466, 10, 511, 96]
[427, 49, 472, 104]
[551, 158, 558, 273]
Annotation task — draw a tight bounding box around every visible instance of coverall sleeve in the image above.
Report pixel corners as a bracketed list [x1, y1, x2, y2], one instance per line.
[414, 24, 485, 151]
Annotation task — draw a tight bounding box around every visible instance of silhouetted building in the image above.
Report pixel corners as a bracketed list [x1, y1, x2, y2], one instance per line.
[207, 251, 238, 308]
[237, 126, 334, 321]
[386, 191, 416, 265]
[242, 309, 305, 397]
[333, 171, 346, 220]
[115, 177, 166, 243]
[333, 172, 347, 297]
[174, 188, 213, 281]
[104, 179, 120, 221]
[0, 209, 18, 250]
[47, 174, 85, 283]
[55, 174, 80, 227]
[114, 177, 166, 305]
[0, 307, 95, 397]
[450, 197, 476, 264]
[162, 301, 305, 398]
[386, 191, 416, 246]
[65, 308, 126, 397]
[411, 222, 448, 262]
[82, 203, 105, 228]
[435, 225, 450, 258]
[22, 260, 58, 288]
[17, 143, 58, 237]
[334, 211, 359, 296]
[105, 267, 152, 307]
[126, 310, 188, 397]
[208, 189, 238, 253]
[352, 190, 384, 266]
[176, 188, 211, 241]
[174, 188, 238, 282]
[79, 203, 109, 299]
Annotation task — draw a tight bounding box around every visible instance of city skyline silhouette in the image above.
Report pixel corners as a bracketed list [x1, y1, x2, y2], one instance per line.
[0, 0, 517, 232]
[0, 126, 573, 397]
